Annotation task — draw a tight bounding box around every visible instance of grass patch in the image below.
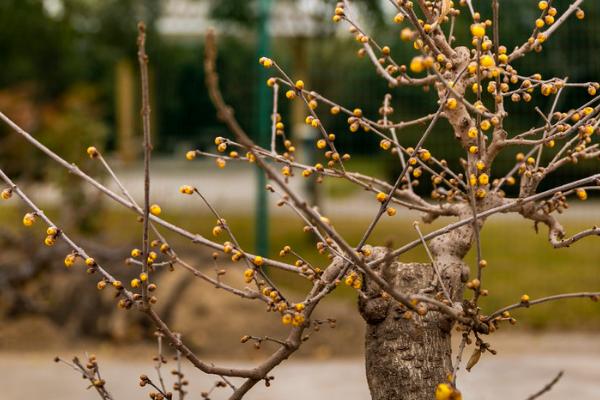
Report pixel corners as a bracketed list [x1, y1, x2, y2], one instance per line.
[1, 203, 598, 329]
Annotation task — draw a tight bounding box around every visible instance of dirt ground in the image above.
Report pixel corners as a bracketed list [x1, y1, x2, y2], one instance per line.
[1, 332, 600, 400]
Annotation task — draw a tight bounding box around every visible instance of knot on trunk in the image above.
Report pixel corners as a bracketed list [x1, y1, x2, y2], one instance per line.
[358, 248, 468, 400]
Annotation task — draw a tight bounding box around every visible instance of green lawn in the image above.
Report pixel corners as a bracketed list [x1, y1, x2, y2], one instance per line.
[110, 207, 600, 329]
[1, 203, 598, 329]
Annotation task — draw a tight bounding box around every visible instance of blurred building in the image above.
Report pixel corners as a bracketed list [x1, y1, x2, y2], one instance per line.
[156, 0, 331, 38]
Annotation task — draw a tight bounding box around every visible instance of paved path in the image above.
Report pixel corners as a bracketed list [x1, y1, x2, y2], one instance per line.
[2, 333, 599, 399]
[29, 157, 600, 218]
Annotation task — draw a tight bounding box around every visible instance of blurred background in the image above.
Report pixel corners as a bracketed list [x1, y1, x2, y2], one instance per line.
[0, 1, 599, 399]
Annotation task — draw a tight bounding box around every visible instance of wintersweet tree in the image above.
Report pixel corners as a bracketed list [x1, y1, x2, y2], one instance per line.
[1, 1, 600, 400]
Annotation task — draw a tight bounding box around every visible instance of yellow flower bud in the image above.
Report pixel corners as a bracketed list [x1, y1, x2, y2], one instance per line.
[64, 254, 76, 268]
[179, 185, 195, 195]
[409, 57, 424, 73]
[470, 23, 485, 38]
[150, 204, 161, 216]
[446, 98, 458, 110]
[478, 173, 489, 185]
[1, 189, 11, 200]
[260, 57, 273, 68]
[86, 146, 99, 158]
[253, 256, 264, 266]
[435, 383, 453, 400]
[480, 55, 495, 68]
[22, 213, 35, 227]
[281, 314, 292, 325]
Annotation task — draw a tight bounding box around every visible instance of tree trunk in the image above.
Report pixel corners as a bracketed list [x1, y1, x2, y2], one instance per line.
[359, 215, 474, 400]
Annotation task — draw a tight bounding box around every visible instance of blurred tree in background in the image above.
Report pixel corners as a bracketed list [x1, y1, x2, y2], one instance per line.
[0, 0, 161, 228]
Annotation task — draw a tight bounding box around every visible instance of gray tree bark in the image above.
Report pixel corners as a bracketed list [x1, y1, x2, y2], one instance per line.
[359, 207, 477, 400]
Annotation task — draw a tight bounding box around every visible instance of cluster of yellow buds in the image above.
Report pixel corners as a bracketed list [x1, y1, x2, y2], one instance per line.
[466, 278, 481, 290]
[131, 272, 149, 288]
[469, 173, 489, 187]
[515, 152, 542, 179]
[281, 312, 305, 327]
[64, 253, 77, 268]
[243, 268, 255, 283]
[147, 251, 158, 265]
[214, 136, 233, 164]
[262, 286, 280, 301]
[258, 57, 273, 68]
[44, 226, 59, 247]
[409, 56, 433, 74]
[279, 245, 292, 257]
[332, 2, 345, 23]
[179, 185, 194, 195]
[344, 271, 362, 289]
[273, 113, 286, 136]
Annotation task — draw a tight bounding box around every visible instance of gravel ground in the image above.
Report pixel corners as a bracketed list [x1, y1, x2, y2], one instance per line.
[2, 333, 599, 400]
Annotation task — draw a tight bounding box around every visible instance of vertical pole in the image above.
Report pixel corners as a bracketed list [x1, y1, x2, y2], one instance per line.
[116, 59, 136, 163]
[255, 0, 272, 257]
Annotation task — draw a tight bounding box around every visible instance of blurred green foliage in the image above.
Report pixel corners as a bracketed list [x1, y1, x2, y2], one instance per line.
[0, 0, 598, 192]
